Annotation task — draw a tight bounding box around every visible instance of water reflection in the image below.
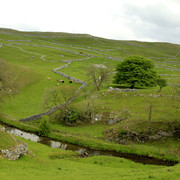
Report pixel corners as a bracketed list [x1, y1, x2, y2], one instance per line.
[50, 141, 61, 148]
[61, 144, 67, 150]
[1, 124, 177, 166]
[6, 127, 40, 142]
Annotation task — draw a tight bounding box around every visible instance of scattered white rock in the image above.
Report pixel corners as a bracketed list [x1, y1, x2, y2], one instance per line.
[93, 64, 107, 68]
[1, 144, 28, 160]
[0, 126, 5, 132]
[108, 87, 138, 92]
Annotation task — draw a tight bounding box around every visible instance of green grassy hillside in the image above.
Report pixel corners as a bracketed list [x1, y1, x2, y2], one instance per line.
[0, 28, 179, 119]
[0, 28, 180, 179]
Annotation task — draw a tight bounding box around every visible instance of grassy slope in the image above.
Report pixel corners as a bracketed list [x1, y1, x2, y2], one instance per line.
[0, 31, 179, 119]
[0, 136, 180, 180]
[0, 28, 180, 178]
[0, 130, 16, 150]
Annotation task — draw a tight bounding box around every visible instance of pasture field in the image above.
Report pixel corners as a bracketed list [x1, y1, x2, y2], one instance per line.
[0, 28, 180, 179]
[0, 135, 180, 180]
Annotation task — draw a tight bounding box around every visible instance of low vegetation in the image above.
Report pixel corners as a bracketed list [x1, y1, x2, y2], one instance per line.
[38, 115, 51, 136]
[0, 28, 179, 179]
[0, 129, 16, 150]
[0, 135, 179, 180]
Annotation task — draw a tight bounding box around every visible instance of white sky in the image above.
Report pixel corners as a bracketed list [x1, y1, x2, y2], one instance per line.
[0, 0, 180, 44]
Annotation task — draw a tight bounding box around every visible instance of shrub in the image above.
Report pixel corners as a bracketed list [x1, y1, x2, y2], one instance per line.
[119, 130, 128, 137]
[38, 115, 51, 136]
[156, 77, 167, 92]
[55, 104, 93, 126]
[63, 109, 81, 125]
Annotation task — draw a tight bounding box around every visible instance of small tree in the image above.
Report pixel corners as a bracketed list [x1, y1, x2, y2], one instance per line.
[113, 55, 158, 88]
[156, 78, 167, 92]
[87, 65, 110, 91]
[42, 85, 77, 110]
[122, 108, 131, 131]
[38, 115, 51, 136]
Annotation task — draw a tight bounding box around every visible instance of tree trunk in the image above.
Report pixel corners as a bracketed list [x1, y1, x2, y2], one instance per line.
[158, 87, 162, 93]
[130, 84, 135, 89]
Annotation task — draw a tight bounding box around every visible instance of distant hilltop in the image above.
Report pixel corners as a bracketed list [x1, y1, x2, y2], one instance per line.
[0, 27, 180, 46]
[0, 28, 93, 38]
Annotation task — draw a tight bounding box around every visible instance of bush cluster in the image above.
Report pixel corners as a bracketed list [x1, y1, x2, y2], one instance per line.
[56, 105, 93, 126]
[38, 115, 51, 136]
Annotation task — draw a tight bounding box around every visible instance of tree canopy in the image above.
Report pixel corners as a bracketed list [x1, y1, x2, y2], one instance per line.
[113, 55, 158, 88]
[156, 77, 167, 92]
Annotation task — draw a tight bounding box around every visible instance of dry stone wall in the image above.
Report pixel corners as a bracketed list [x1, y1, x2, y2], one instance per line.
[19, 57, 90, 122]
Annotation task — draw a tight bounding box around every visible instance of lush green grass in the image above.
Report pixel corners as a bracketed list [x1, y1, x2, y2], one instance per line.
[0, 135, 179, 180]
[0, 28, 179, 138]
[1, 115, 179, 162]
[0, 130, 16, 150]
[0, 44, 76, 118]
[0, 30, 179, 123]
[60, 57, 118, 81]
[0, 28, 180, 179]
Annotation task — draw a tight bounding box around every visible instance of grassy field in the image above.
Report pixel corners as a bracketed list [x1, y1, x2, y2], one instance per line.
[0, 129, 16, 150]
[0, 28, 180, 179]
[0, 136, 180, 180]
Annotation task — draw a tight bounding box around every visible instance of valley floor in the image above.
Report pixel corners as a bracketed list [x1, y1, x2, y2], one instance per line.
[0, 136, 180, 180]
[0, 28, 180, 179]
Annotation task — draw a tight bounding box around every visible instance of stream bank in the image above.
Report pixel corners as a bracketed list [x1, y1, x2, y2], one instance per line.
[0, 121, 178, 166]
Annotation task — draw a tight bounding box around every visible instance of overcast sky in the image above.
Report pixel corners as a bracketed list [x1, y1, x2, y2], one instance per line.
[0, 0, 180, 44]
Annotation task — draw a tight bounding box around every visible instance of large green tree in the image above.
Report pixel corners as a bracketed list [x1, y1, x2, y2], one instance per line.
[113, 55, 158, 88]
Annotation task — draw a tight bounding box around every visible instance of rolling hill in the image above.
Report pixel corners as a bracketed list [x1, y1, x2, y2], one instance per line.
[0, 28, 180, 179]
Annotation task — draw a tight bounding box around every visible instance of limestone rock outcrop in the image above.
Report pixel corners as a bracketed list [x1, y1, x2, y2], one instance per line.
[1, 143, 28, 160]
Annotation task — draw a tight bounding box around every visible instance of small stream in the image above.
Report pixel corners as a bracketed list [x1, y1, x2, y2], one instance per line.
[1, 122, 178, 166]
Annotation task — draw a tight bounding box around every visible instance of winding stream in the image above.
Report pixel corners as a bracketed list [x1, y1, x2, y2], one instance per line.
[1, 32, 180, 168]
[0, 122, 178, 166]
